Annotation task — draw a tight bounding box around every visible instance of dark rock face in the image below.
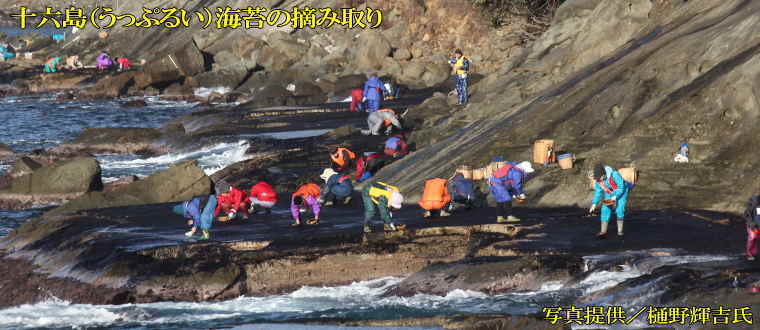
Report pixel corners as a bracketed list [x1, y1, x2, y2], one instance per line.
[143, 40, 206, 87]
[384, 256, 584, 297]
[46, 160, 213, 216]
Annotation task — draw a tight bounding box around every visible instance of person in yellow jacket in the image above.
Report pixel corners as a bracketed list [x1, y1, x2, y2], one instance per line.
[418, 178, 452, 219]
[448, 49, 470, 105]
[362, 181, 404, 233]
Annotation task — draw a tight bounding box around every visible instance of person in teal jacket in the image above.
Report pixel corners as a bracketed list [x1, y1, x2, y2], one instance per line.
[589, 164, 630, 239]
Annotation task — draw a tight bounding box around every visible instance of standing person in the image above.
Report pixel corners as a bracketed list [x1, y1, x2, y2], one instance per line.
[362, 181, 404, 233]
[381, 77, 400, 100]
[172, 194, 218, 241]
[214, 180, 250, 221]
[488, 160, 533, 223]
[350, 88, 365, 112]
[330, 147, 356, 173]
[419, 178, 452, 219]
[674, 141, 689, 163]
[384, 134, 409, 158]
[744, 196, 760, 261]
[362, 73, 384, 113]
[366, 108, 402, 136]
[448, 49, 470, 105]
[291, 183, 321, 226]
[588, 164, 631, 239]
[319, 168, 353, 206]
[248, 178, 277, 215]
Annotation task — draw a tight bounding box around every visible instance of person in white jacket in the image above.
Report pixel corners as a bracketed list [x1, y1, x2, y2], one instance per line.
[364, 108, 402, 136]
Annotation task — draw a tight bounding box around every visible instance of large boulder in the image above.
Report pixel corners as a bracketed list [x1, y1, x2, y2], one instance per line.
[47, 160, 213, 216]
[421, 62, 451, 87]
[334, 74, 368, 93]
[352, 31, 392, 71]
[0, 143, 12, 157]
[88, 72, 136, 97]
[398, 61, 427, 87]
[143, 41, 206, 87]
[8, 157, 42, 179]
[53, 127, 164, 155]
[1, 157, 102, 195]
[194, 64, 249, 89]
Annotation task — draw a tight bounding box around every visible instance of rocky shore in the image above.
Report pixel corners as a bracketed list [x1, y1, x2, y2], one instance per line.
[2, 0, 760, 328]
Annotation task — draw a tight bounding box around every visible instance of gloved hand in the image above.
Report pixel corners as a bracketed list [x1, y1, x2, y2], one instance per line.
[589, 204, 596, 214]
[185, 230, 194, 237]
[228, 211, 236, 219]
[518, 194, 526, 200]
[362, 97, 367, 102]
[318, 198, 325, 205]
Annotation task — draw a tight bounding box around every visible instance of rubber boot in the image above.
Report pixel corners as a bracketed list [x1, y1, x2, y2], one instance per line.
[617, 220, 624, 237]
[364, 225, 372, 233]
[597, 221, 608, 239]
[200, 230, 210, 240]
[506, 215, 521, 223]
[440, 210, 451, 217]
[424, 210, 432, 218]
[185, 230, 195, 237]
[343, 196, 352, 205]
[496, 216, 507, 223]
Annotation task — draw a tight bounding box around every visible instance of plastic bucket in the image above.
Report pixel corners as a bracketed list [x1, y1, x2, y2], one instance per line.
[558, 153, 573, 169]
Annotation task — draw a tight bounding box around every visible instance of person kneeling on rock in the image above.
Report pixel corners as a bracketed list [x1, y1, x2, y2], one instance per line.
[248, 178, 277, 215]
[214, 180, 250, 221]
[319, 168, 353, 206]
[291, 183, 321, 226]
[384, 134, 409, 158]
[173, 195, 218, 241]
[419, 178, 452, 219]
[362, 181, 404, 233]
[589, 164, 630, 239]
[355, 152, 386, 183]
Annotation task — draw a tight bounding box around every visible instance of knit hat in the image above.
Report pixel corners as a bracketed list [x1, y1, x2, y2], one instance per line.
[215, 180, 231, 195]
[592, 164, 605, 181]
[320, 168, 337, 182]
[389, 192, 404, 209]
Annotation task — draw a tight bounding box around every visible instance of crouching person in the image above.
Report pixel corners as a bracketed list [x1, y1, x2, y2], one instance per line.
[319, 168, 353, 206]
[745, 195, 760, 261]
[248, 178, 277, 215]
[419, 178, 452, 219]
[291, 183, 321, 226]
[488, 161, 533, 223]
[173, 194, 218, 241]
[446, 172, 481, 212]
[362, 181, 404, 233]
[214, 180, 250, 221]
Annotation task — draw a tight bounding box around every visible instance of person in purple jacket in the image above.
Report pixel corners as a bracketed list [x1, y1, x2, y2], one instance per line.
[488, 158, 534, 223]
[362, 73, 384, 113]
[290, 183, 322, 226]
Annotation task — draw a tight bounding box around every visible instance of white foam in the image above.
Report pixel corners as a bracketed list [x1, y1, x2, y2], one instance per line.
[98, 140, 252, 181]
[194, 87, 232, 99]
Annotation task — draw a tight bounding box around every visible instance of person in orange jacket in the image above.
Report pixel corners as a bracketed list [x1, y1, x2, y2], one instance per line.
[214, 180, 250, 220]
[330, 147, 356, 172]
[418, 178, 452, 219]
[291, 183, 321, 226]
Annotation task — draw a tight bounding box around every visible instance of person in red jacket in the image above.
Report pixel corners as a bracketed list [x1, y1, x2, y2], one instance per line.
[248, 178, 278, 215]
[214, 180, 250, 220]
[350, 88, 364, 112]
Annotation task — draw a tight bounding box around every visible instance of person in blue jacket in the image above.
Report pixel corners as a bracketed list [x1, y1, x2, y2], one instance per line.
[488, 158, 533, 223]
[173, 195, 218, 241]
[446, 172, 478, 212]
[319, 168, 353, 206]
[362, 73, 384, 113]
[589, 163, 630, 239]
